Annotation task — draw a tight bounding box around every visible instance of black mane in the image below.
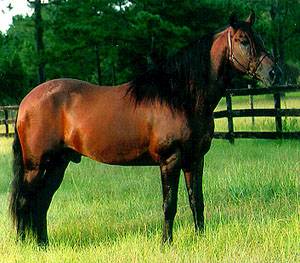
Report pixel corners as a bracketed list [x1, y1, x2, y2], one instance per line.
[127, 33, 215, 112]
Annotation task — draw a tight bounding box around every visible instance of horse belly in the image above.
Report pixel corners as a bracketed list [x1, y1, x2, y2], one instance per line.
[65, 104, 152, 165]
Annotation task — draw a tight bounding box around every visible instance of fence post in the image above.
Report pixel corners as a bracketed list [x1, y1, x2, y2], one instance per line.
[226, 92, 234, 144]
[273, 93, 282, 137]
[248, 84, 255, 126]
[4, 109, 9, 137]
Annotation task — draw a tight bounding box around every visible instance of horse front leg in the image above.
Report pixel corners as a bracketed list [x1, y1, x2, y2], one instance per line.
[183, 156, 205, 233]
[160, 150, 181, 244]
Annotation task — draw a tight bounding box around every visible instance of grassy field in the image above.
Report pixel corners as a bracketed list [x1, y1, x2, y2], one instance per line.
[0, 137, 299, 263]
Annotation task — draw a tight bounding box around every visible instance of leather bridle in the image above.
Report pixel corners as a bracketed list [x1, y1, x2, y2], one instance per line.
[227, 29, 268, 79]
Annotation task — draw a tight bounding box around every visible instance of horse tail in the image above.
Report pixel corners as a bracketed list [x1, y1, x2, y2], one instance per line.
[9, 126, 26, 234]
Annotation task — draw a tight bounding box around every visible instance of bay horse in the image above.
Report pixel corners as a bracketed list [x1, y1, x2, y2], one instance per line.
[10, 12, 281, 246]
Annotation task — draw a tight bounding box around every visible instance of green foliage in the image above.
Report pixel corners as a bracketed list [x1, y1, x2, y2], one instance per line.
[0, 27, 29, 104]
[0, 54, 26, 104]
[0, 0, 299, 103]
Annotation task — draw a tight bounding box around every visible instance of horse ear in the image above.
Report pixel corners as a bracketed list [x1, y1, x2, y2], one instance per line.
[229, 12, 238, 28]
[246, 10, 255, 26]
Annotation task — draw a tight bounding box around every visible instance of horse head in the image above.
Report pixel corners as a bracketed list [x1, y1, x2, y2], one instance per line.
[227, 11, 282, 86]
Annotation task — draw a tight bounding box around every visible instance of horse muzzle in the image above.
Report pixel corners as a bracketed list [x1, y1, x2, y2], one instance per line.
[255, 55, 282, 86]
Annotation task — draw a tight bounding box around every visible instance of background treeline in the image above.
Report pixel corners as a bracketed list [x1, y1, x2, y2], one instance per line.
[0, 0, 299, 104]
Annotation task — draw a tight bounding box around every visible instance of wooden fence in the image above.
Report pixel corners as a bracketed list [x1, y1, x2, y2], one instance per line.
[0, 85, 300, 141]
[213, 85, 300, 143]
[0, 105, 18, 137]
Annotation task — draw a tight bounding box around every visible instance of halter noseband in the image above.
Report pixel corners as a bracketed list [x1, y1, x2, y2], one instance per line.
[227, 29, 268, 78]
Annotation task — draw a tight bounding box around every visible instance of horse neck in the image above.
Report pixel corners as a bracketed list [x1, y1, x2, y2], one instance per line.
[210, 29, 229, 82]
[195, 29, 230, 115]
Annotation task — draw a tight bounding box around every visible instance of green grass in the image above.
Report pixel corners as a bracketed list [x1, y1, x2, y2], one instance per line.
[0, 137, 299, 262]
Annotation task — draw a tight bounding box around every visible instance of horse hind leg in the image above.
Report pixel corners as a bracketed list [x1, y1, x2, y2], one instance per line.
[10, 132, 44, 243]
[10, 162, 45, 242]
[30, 151, 70, 246]
[33, 149, 81, 244]
[10, 139, 70, 245]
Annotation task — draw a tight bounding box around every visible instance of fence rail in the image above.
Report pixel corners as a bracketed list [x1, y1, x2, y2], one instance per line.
[0, 85, 300, 140]
[0, 105, 18, 137]
[213, 84, 300, 143]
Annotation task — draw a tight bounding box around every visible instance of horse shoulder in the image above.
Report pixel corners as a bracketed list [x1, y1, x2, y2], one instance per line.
[148, 105, 191, 162]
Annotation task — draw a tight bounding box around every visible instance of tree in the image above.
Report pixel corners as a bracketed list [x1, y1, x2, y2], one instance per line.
[27, 0, 46, 83]
[269, 0, 300, 83]
[0, 33, 27, 104]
